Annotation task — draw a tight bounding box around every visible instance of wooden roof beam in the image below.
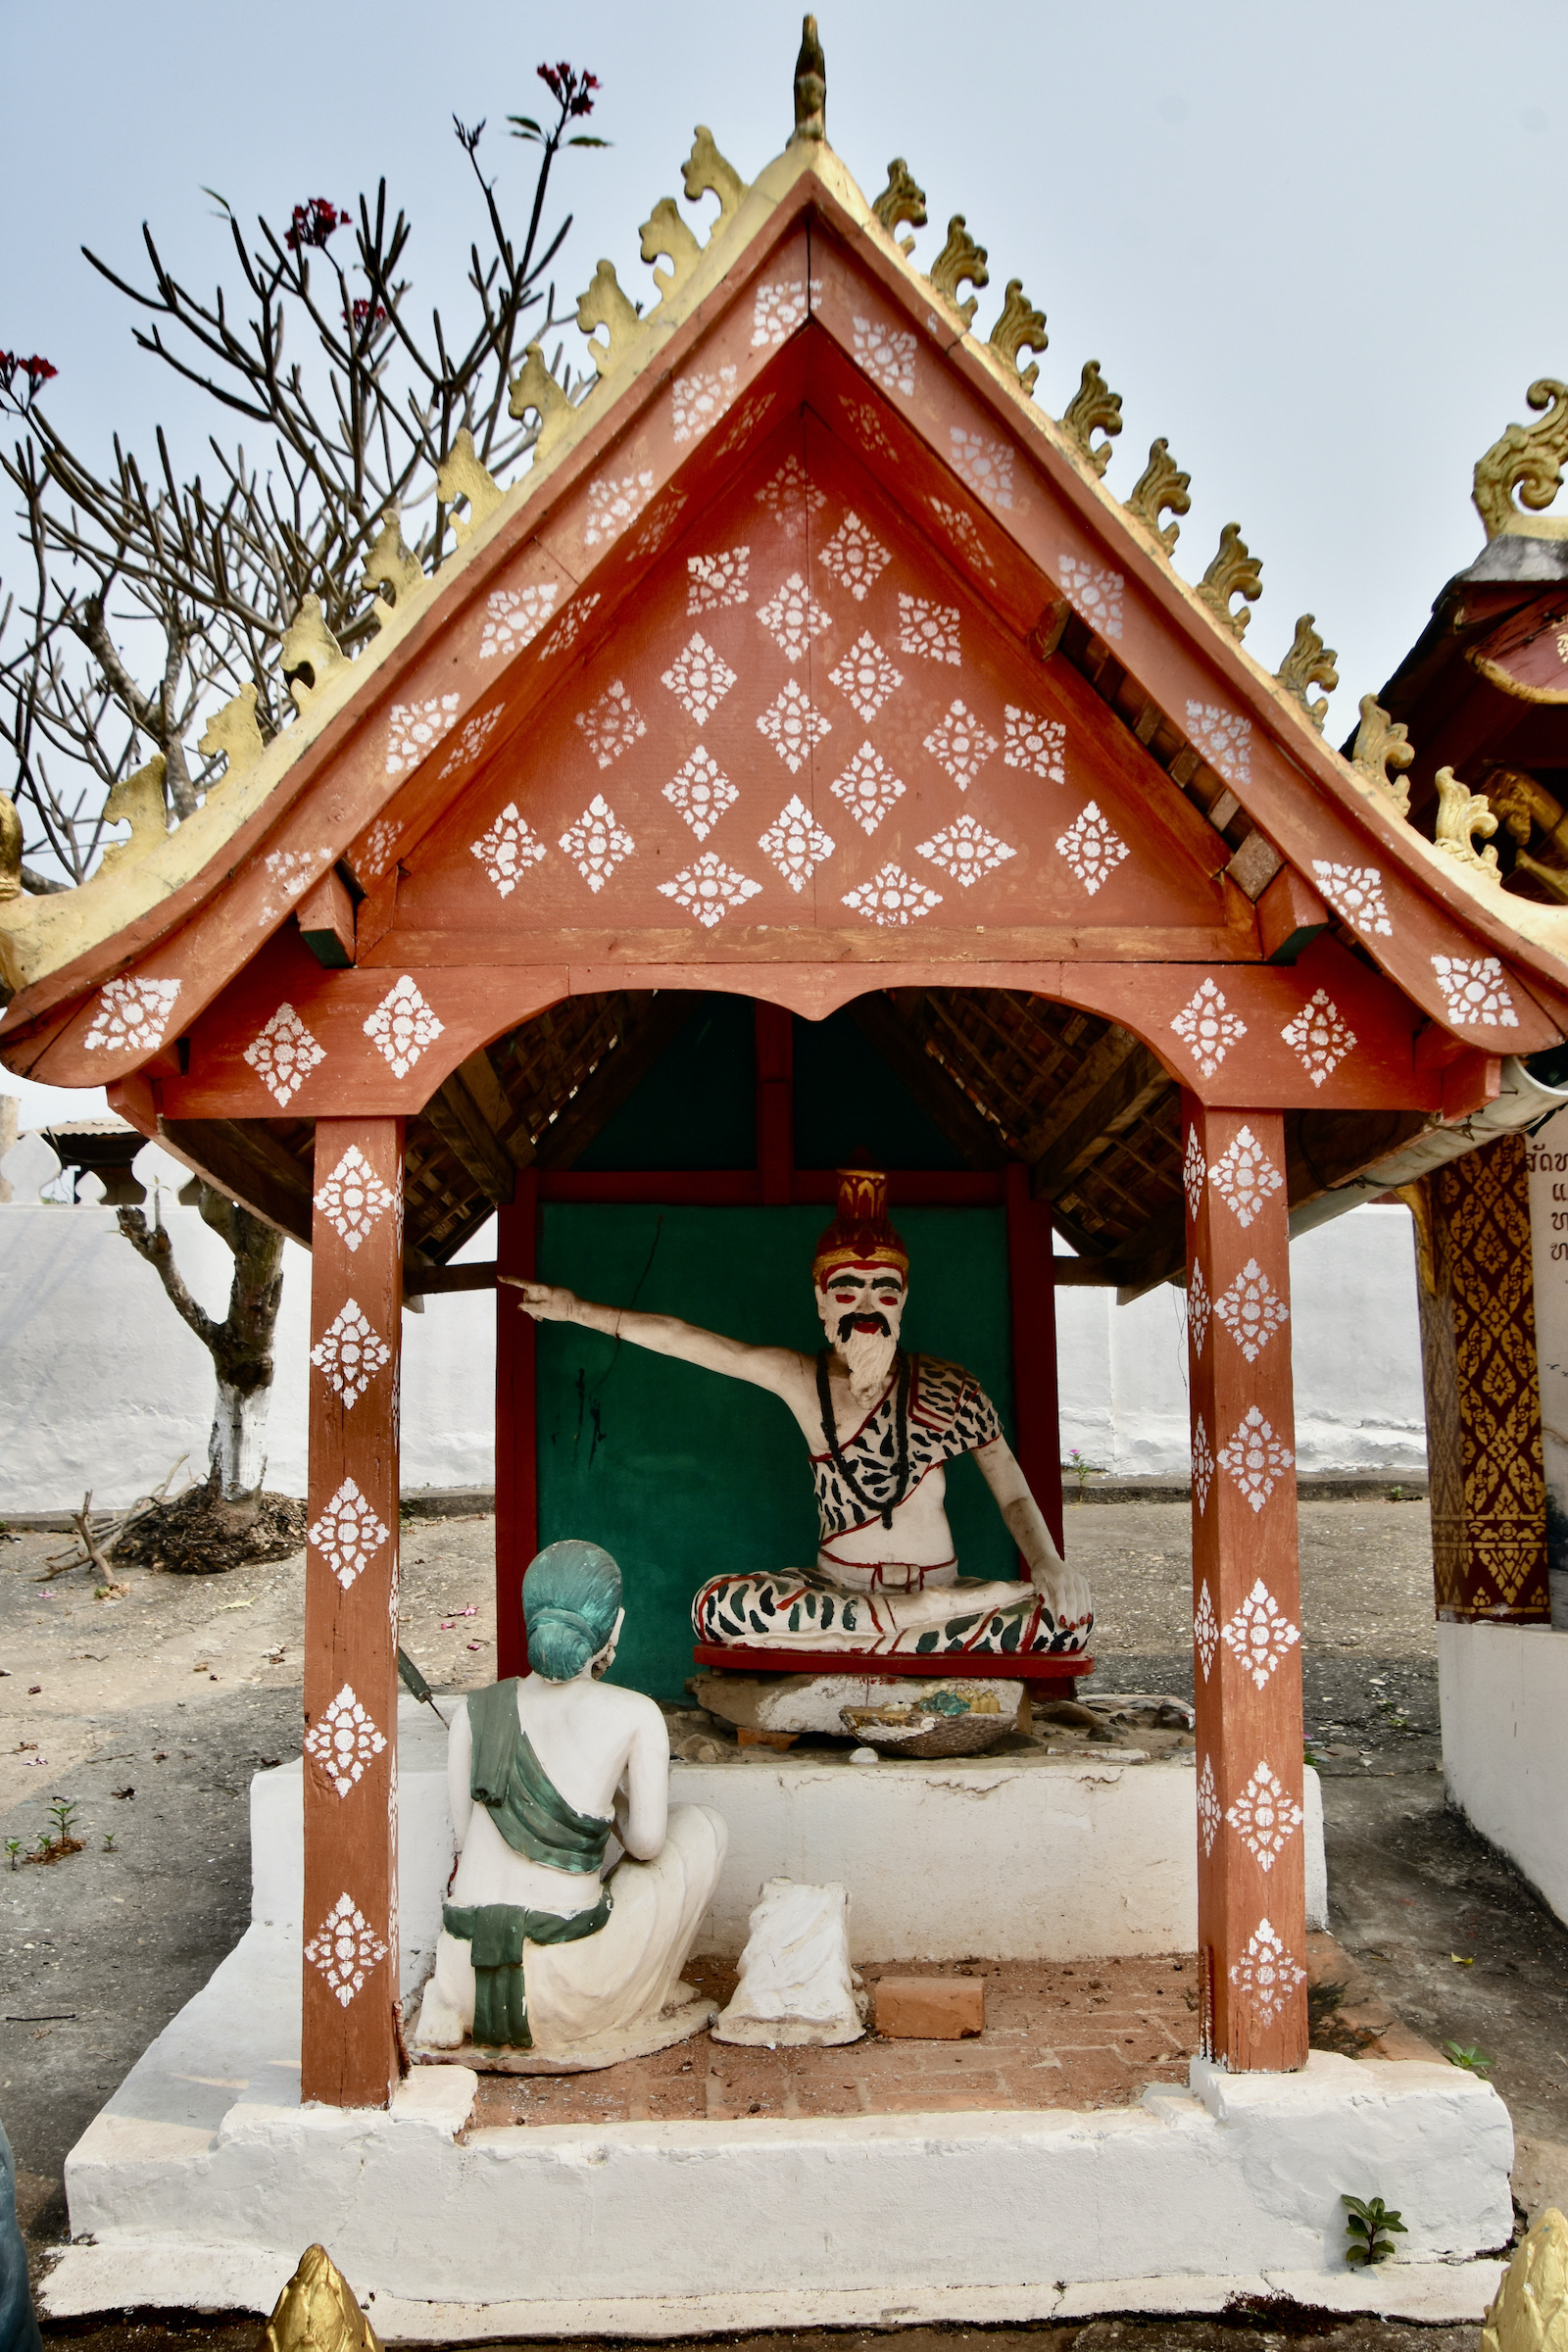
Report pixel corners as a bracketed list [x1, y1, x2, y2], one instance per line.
[843, 994, 1008, 1170]
[157, 1116, 312, 1247]
[422, 1069, 517, 1206]
[533, 990, 705, 1170]
[1028, 1039, 1174, 1200]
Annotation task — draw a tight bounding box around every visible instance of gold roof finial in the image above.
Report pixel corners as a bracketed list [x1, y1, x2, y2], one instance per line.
[1473, 379, 1568, 541]
[792, 15, 826, 143]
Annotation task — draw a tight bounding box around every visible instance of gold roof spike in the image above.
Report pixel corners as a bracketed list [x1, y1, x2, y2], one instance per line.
[1125, 439, 1191, 553]
[792, 15, 826, 144]
[362, 507, 422, 627]
[1198, 521, 1263, 639]
[683, 127, 749, 235]
[1275, 615, 1339, 732]
[0, 792, 24, 904]
[1434, 765, 1502, 882]
[263, 2243, 382, 2352]
[1059, 362, 1122, 476]
[575, 259, 641, 379]
[197, 685, 265, 791]
[928, 217, 989, 327]
[988, 281, 1048, 398]
[1350, 695, 1414, 816]
[278, 597, 348, 715]
[436, 428, 503, 546]
[1473, 378, 1568, 541]
[872, 160, 927, 256]
[640, 196, 705, 305]
[508, 345, 574, 466]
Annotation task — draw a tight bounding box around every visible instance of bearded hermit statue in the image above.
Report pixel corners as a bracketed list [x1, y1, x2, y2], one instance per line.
[508, 1168, 1093, 1659]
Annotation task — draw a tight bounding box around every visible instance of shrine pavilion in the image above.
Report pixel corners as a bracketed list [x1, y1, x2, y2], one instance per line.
[6, 20, 1566, 2328]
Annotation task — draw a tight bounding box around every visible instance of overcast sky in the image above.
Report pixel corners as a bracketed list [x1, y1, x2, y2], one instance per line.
[2, 0, 1564, 1128]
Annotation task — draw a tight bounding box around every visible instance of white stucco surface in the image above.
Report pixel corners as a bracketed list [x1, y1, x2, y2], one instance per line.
[0, 1119, 1426, 1509]
[1438, 1620, 1568, 1927]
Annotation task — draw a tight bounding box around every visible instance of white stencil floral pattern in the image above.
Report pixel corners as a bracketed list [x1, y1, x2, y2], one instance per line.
[1055, 803, 1129, 896]
[1183, 1128, 1206, 1221]
[538, 594, 600, 659]
[759, 795, 834, 892]
[752, 278, 820, 346]
[384, 694, 461, 776]
[1186, 702, 1251, 787]
[307, 1476, 390, 1592]
[575, 679, 648, 768]
[663, 748, 737, 841]
[1222, 1578, 1300, 1690]
[755, 456, 826, 530]
[364, 975, 443, 1079]
[899, 593, 961, 666]
[306, 1891, 387, 2008]
[1198, 1756, 1220, 1857]
[852, 315, 917, 398]
[758, 573, 832, 663]
[630, 491, 687, 561]
[1308, 860, 1391, 941]
[313, 1145, 395, 1250]
[927, 499, 995, 577]
[1431, 955, 1520, 1029]
[305, 1685, 387, 1798]
[831, 743, 906, 835]
[1057, 555, 1124, 640]
[310, 1299, 392, 1408]
[1212, 1259, 1289, 1362]
[757, 680, 831, 773]
[359, 818, 400, 881]
[829, 632, 903, 723]
[843, 862, 943, 927]
[471, 804, 548, 897]
[923, 699, 997, 789]
[915, 813, 1016, 887]
[438, 706, 504, 779]
[258, 847, 330, 925]
[839, 396, 897, 461]
[949, 425, 1014, 509]
[1195, 1578, 1219, 1678]
[672, 366, 738, 442]
[1171, 979, 1248, 1079]
[584, 471, 655, 548]
[1207, 1127, 1285, 1229]
[1218, 1408, 1295, 1515]
[715, 391, 776, 458]
[243, 1004, 324, 1107]
[1192, 1420, 1215, 1519]
[479, 584, 558, 661]
[1225, 1762, 1304, 1871]
[1229, 1917, 1306, 2028]
[688, 547, 749, 615]
[819, 513, 891, 603]
[662, 634, 737, 724]
[1187, 1261, 1211, 1357]
[560, 795, 634, 892]
[1282, 990, 1356, 1088]
[657, 853, 762, 930]
[1004, 707, 1066, 783]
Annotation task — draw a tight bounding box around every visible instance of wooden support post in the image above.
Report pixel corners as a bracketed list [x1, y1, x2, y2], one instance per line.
[496, 1168, 539, 1678]
[1005, 1160, 1065, 1560]
[1183, 1097, 1308, 2072]
[303, 1117, 404, 2108]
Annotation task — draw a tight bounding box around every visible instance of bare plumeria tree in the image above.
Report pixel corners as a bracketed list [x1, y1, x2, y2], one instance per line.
[0, 63, 604, 1525]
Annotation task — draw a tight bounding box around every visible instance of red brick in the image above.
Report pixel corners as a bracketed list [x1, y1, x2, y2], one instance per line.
[874, 1976, 986, 2039]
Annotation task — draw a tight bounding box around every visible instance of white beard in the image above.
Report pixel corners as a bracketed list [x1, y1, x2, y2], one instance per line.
[840, 1326, 898, 1404]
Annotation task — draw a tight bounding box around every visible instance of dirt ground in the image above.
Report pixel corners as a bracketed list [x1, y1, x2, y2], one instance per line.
[5, 1495, 1566, 2347]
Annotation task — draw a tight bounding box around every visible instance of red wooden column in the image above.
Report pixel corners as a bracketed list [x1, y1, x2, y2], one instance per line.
[495, 1168, 539, 1678]
[1183, 1096, 1308, 2071]
[302, 1116, 405, 2108]
[1006, 1162, 1065, 1559]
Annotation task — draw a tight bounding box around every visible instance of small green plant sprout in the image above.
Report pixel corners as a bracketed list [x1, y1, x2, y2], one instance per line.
[1062, 1447, 1108, 1499]
[1444, 2040, 1493, 2076]
[102, 1833, 116, 1853]
[1342, 2193, 1407, 2266]
[4, 1839, 20, 1870]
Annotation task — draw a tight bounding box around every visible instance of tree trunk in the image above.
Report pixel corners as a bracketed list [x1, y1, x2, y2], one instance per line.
[210, 1379, 271, 1497]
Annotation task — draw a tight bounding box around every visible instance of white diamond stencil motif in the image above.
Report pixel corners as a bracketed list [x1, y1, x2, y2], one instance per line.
[900, 593, 961, 666]
[538, 594, 600, 659]
[1431, 956, 1520, 1029]
[831, 743, 905, 835]
[843, 862, 943, 927]
[819, 513, 891, 603]
[1225, 1762, 1304, 1871]
[258, 847, 331, 925]
[852, 315, 917, 397]
[585, 471, 655, 548]
[631, 490, 688, 561]
[752, 278, 820, 346]
[1221, 1580, 1301, 1688]
[310, 1299, 392, 1408]
[1055, 803, 1129, 896]
[1198, 1756, 1220, 1857]
[575, 679, 647, 769]
[1004, 706, 1067, 783]
[1171, 979, 1248, 1079]
[688, 547, 749, 615]
[244, 1003, 324, 1107]
[927, 499, 996, 577]
[1186, 701, 1251, 786]
[479, 584, 558, 661]
[385, 694, 461, 775]
[1183, 1129, 1206, 1221]
[923, 699, 997, 789]
[305, 1684, 387, 1798]
[1192, 1419, 1215, 1518]
[949, 425, 1014, 509]
[314, 1146, 394, 1250]
[662, 633, 737, 723]
[307, 1477, 390, 1592]
[1208, 1127, 1285, 1229]
[364, 975, 443, 1079]
[1230, 1918, 1306, 2029]
[672, 366, 738, 442]
[664, 748, 737, 841]
[829, 632, 902, 722]
[1188, 1261, 1211, 1357]
[839, 395, 897, 461]
[82, 976, 182, 1058]
[438, 706, 504, 779]
[1282, 990, 1356, 1087]
[657, 853, 762, 930]
[916, 813, 1016, 886]
[1057, 555, 1124, 640]
[306, 1892, 387, 2008]
[471, 804, 548, 897]
[1195, 1578, 1219, 1679]
[1212, 1259, 1290, 1362]
[756, 456, 826, 530]
[757, 681, 831, 773]
[560, 795, 634, 892]
[759, 795, 834, 892]
[1311, 860, 1392, 939]
[1218, 1408, 1296, 1515]
[359, 819, 399, 881]
[757, 573, 832, 663]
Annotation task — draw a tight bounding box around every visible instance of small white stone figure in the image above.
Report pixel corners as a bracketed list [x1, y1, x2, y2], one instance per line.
[413, 1540, 727, 2068]
[712, 1878, 865, 2046]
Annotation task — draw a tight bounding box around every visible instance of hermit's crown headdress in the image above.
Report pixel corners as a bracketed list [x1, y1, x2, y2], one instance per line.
[810, 1166, 909, 1284]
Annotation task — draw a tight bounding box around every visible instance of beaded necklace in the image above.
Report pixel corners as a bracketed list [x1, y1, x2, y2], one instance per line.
[816, 1348, 911, 1531]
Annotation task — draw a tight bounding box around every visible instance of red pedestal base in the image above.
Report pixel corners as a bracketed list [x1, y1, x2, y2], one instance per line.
[692, 1645, 1093, 1685]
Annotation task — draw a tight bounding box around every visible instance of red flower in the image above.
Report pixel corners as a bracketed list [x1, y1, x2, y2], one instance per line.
[343, 298, 389, 335]
[535, 61, 599, 118]
[0, 351, 57, 403]
[285, 198, 351, 254]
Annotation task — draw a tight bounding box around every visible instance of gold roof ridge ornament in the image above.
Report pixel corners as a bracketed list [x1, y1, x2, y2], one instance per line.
[1433, 764, 1502, 883]
[436, 428, 504, 546]
[928, 217, 990, 328]
[1059, 361, 1123, 476]
[791, 14, 827, 145]
[98, 754, 171, 876]
[278, 596, 349, 715]
[361, 506, 423, 628]
[988, 280, 1048, 398]
[1350, 695, 1415, 816]
[1473, 378, 1568, 541]
[871, 159, 927, 255]
[1125, 437, 1191, 552]
[1275, 615, 1340, 732]
[1198, 521, 1263, 639]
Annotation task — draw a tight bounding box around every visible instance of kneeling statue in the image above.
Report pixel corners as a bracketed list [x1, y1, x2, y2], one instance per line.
[508, 1168, 1092, 1659]
[413, 1540, 726, 2067]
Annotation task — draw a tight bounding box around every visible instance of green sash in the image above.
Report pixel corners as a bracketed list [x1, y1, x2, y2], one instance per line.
[443, 1894, 611, 2048]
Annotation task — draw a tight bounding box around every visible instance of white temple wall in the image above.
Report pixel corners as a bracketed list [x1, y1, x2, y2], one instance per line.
[0, 1125, 1427, 1512]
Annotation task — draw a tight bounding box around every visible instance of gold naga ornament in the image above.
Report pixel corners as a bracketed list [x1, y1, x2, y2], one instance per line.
[1473, 379, 1568, 540]
[262, 2242, 381, 2352]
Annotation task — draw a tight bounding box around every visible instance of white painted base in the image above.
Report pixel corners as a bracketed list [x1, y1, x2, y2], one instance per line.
[1439, 1620, 1568, 1927]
